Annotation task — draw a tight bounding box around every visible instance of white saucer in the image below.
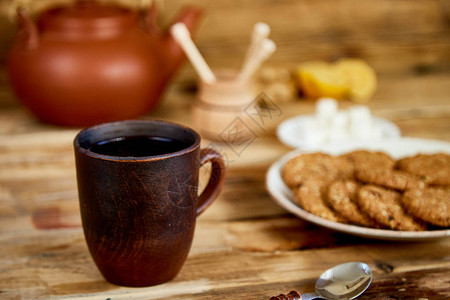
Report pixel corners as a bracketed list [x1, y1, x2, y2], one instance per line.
[266, 137, 450, 241]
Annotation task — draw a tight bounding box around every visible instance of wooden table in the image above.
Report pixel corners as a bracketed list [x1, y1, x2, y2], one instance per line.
[1, 0, 450, 299]
[1, 74, 449, 299]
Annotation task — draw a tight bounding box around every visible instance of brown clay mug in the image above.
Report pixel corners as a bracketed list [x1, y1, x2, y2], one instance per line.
[74, 120, 225, 287]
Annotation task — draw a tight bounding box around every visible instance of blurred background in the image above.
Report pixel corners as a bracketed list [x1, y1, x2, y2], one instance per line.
[2, 0, 450, 72]
[0, 0, 449, 137]
[2, 0, 450, 67]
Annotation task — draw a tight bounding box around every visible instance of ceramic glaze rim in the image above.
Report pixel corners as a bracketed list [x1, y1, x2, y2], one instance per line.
[74, 119, 201, 162]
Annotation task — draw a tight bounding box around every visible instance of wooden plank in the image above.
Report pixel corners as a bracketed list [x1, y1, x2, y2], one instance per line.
[1, 226, 449, 299]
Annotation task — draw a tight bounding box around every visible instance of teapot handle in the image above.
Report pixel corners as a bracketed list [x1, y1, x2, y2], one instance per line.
[142, 1, 161, 37]
[16, 7, 39, 50]
[141, 1, 202, 38]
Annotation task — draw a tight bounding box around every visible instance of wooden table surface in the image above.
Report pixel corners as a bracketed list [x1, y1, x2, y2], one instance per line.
[1, 1, 450, 299]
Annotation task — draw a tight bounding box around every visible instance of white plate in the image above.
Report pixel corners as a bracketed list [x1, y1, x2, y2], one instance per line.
[277, 115, 401, 149]
[266, 137, 450, 241]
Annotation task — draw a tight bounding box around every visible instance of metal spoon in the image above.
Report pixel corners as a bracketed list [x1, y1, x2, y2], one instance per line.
[270, 262, 372, 300]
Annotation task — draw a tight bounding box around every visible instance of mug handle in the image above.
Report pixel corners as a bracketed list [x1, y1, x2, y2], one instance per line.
[196, 148, 226, 216]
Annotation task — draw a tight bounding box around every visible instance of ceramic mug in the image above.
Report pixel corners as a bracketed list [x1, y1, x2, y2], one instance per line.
[74, 120, 225, 287]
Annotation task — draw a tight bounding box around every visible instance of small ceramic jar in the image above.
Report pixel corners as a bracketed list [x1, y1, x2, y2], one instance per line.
[192, 70, 256, 141]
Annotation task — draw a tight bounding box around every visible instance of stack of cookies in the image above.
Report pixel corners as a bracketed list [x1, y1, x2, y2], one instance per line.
[282, 150, 450, 231]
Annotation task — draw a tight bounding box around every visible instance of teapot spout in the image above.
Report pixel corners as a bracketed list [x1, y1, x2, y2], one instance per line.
[160, 6, 203, 78]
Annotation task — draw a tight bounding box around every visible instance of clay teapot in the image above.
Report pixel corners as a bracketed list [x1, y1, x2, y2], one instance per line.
[7, 0, 202, 126]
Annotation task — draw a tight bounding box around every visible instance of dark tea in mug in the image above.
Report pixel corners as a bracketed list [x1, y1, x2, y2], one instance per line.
[88, 135, 190, 157]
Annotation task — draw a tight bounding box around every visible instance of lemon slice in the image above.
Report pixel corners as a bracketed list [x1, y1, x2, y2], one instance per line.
[296, 61, 350, 100]
[295, 59, 377, 102]
[335, 58, 377, 103]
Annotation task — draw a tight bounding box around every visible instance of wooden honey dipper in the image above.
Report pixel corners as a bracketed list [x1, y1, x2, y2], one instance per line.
[239, 22, 271, 74]
[171, 22, 217, 84]
[236, 23, 276, 83]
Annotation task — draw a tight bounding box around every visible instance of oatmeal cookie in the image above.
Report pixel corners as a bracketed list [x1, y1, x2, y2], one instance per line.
[294, 181, 347, 223]
[282, 153, 353, 188]
[357, 185, 426, 231]
[326, 180, 378, 227]
[340, 150, 395, 173]
[355, 168, 425, 191]
[402, 187, 450, 227]
[396, 153, 450, 186]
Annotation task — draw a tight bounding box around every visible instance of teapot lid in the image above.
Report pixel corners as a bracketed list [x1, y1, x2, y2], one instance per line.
[38, 0, 137, 34]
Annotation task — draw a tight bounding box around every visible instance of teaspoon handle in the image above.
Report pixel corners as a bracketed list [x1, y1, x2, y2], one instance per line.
[270, 291, 321, 300]
[301, 293, 322, 300]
